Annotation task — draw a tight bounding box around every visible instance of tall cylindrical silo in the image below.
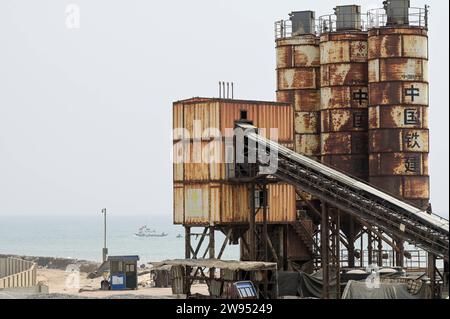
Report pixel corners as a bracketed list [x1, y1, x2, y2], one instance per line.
[319, 6, 369, 181]
[368, 5, 429, 210]
[276, 11, 321, 159]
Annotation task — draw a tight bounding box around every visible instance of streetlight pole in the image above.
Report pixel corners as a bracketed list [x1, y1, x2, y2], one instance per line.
[101, 208, 108, 263]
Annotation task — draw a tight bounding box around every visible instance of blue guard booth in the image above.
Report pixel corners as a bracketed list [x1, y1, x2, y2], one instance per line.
[108, 255, 140, 290]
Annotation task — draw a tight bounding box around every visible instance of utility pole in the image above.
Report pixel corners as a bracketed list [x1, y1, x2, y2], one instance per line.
[101, 208, 108, 263]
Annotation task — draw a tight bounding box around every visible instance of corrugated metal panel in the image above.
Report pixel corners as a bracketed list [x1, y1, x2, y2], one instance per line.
[184, 141, 209, 181]
[173, 97, 295, 225]
[267, 184, 296, 223]
[173, 102, 184, 140]
[257, 104, 293, 142]
[184, 184, 210, 225]
[172, 141, 185, 182]
[221, 184, 249, 223]
[173, 183, 184, 224]
[182, 141, 225, 182]
[220, 102, 259, 138]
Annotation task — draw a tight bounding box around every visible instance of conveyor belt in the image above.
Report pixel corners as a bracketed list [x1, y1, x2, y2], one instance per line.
[236, 123, 449, 261]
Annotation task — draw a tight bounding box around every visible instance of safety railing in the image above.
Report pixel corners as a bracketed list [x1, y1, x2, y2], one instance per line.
[338, 249, 428, 269]
[274, 19, 320, 39]
[367, 6, 429, 29]
[318, 14, 368, 34]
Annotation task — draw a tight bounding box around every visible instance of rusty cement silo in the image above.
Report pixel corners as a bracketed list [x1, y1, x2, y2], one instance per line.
[367, 2, 430, 210]
[275, 11, 321, 159]
[319, 5, 369, 181]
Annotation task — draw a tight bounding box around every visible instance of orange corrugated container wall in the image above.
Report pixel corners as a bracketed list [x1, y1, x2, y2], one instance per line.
[172, 98, 296, 226]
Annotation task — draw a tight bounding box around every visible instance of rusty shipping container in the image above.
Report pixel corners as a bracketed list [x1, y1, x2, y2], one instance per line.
[276, 32, 321, 158]
[172, 97, 297, 225]
[368, 27, 429, 209]
[320, 30, 369, 180]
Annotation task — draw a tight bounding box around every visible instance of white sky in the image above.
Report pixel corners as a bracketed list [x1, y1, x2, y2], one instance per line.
[0, 0, 448, 217]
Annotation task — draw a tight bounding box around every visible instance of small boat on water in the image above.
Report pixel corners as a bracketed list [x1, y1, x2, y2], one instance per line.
[176, 234, 183, 238]
[149, 232, 168, 238]
[135, 225, 168, 238]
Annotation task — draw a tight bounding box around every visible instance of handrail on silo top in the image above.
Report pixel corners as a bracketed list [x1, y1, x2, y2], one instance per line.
[367, 6, 429, 29]
[318, 13, 368, 34]
[274, 19, 320, 39]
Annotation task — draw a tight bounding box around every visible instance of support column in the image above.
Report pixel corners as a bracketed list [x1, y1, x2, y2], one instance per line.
[368, 231, 373, 266]
[348, 219, 355, 268]
[377, 234, 383, 267]
[335, 210, 341, 299]
[249, 184, 256, 260]
[428, 253, 436, 299]
[262, 184, 268, 262]
[283, 225, 288, 270]
[321, 202, 329, 299]
[184, 226, 191, 296]
[209, 226, 215, 281]
[395, 238, 404, 267]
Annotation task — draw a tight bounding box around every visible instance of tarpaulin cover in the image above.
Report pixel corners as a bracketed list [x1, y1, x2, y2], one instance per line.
[151, 259, 277, 271]
[278, 270, 345, 298]
[342, 280, 428, 299]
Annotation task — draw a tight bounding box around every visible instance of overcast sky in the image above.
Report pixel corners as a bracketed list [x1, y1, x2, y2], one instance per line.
[0, 0, 448, 218]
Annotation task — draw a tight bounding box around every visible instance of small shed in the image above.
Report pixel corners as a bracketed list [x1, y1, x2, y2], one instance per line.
[108, 255, 139, 290]
[152, 259, 278, 298]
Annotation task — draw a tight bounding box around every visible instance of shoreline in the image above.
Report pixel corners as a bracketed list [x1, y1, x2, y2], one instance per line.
[0, 253, 100, 273]
[1, 253, 209, 299]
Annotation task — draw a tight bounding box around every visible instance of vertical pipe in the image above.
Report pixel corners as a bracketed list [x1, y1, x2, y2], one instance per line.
[348, 220, 355, 268]
[231, 82, 234, 99]
[321, 202, 329, 299]
[428, 253, 436, 298]
[263, 185, 268, 262]
[360, 231, 364, 268]
[283, 225, 288, 270]
[226, 82, 230, 99]
[378, 235, 383, 267]
[209, 226, 215, 281]
[219, 82, 221, 98]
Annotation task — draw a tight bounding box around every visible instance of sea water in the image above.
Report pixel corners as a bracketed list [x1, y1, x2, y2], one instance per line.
[0, 214, 240, 263]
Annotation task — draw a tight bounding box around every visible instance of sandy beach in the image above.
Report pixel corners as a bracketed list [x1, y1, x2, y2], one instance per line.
[30, 268, 208, 299]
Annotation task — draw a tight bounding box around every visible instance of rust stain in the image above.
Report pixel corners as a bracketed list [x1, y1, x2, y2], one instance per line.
[295, 134, 320, 156]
